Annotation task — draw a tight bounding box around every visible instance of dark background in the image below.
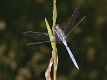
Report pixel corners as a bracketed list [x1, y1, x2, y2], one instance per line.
[0, 0, 107, 80]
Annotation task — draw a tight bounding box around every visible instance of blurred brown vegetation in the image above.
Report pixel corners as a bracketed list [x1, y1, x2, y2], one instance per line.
[0, 0, 107, 80]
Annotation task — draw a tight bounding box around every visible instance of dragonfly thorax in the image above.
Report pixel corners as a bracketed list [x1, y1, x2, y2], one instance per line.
[55, 25, 66, 42]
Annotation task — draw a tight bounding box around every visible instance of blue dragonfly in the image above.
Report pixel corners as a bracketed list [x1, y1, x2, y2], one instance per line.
[23, 8, 85, 69]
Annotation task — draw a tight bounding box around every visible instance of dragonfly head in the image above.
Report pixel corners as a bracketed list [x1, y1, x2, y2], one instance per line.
[54, 24, 60, 31]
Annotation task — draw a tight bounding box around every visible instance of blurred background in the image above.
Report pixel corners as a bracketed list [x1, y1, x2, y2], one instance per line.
[0, 0, 107, 80]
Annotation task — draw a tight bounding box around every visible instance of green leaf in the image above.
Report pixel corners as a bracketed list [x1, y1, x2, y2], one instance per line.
[45, 18, 54, 49]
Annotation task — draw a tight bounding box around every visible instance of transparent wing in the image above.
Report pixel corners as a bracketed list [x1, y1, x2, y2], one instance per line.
[62, 8, 79, 35]
[23, 31, 63, 44]
[23, 31, 49, 41]
[65, 16, 86, 37]
[26, 41, 51, 45]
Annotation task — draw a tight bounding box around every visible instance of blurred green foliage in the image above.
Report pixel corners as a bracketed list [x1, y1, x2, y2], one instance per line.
[0, 0, 107, 80]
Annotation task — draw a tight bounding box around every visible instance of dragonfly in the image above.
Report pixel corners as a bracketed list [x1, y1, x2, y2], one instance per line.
[23, 8, 86, 70]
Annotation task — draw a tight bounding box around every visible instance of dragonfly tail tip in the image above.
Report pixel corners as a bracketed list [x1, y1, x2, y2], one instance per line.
[76, 65, 79, 70]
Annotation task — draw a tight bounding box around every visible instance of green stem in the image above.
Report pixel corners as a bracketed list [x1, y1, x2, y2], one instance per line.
[52, 0, 57, 80]
[52, 28, 57, 80]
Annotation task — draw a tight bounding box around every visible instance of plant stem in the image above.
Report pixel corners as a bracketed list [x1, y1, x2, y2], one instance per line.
[52, 23, 57, 80]
[52, 0, 57, 79]
[53, 32, 57, 80]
